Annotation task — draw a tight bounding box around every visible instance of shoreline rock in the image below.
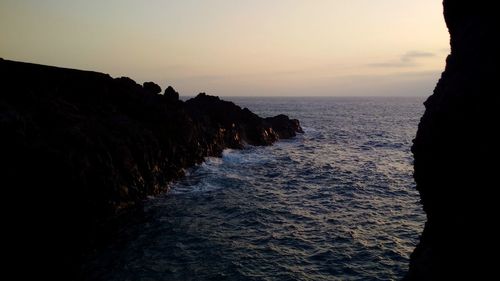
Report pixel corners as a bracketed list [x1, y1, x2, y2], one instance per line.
[0, 58, 302, 280]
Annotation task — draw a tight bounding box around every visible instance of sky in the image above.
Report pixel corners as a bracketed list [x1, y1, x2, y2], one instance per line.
[0, 0, 449, 96]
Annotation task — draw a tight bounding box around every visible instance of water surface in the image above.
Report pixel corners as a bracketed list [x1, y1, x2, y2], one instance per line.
[85, 97, 426, 281]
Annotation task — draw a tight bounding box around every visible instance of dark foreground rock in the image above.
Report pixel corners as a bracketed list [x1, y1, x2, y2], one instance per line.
[405, 1, 499, 280]
[0, 58, 302, 280]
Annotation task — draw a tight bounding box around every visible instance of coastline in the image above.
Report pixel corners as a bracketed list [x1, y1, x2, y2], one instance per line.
[0, 58, 302, 279]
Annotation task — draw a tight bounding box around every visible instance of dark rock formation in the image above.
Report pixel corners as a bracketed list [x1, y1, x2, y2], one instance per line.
[405, 1, 499, 280]
[164, 85, 180, 101]
[0, 58, 302, 280]
[142, 81, 161, 94]
[265, 114, 304, 139]
[185, 93, 302, 147]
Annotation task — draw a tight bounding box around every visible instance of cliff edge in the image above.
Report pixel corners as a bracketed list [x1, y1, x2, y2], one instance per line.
[405, 1, 499, 280]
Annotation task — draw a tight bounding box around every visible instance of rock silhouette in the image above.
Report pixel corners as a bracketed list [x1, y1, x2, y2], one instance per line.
[405, 1, 499, 280]
[0, 58, 302, 280]
[142, 81, 162, 95]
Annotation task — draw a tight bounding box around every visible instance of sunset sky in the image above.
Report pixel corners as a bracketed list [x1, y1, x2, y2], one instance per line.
[0, 0, 449, 96]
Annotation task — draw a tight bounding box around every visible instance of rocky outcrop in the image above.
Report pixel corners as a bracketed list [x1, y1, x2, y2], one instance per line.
[0, 58, 302, 280]
[405, 1, 499, 280]
[185, 93, 303, 148]
[265, 114, 304, 139]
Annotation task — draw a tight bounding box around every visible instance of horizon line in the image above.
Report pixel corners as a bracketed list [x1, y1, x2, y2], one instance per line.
[180, 95, 427, 98]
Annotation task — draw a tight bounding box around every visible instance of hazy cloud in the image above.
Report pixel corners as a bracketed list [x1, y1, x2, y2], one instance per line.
[401, 51, 435, 61]
[367, 62, 417, 68]
[368, 50, 435, 68]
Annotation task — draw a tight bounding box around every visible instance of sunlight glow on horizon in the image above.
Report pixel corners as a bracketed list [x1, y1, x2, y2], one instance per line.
[0, 0, 449, 96]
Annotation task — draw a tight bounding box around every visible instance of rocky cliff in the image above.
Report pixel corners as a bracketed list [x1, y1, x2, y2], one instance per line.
[405, 1, 499, 280]
[0, 58, 302, 279]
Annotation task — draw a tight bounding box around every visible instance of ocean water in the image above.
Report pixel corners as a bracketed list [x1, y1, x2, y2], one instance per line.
[84, 97, 426, 281]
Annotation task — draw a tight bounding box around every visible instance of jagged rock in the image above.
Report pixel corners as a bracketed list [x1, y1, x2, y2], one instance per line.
[0, 59, 302, 280]
[164, 85, 179, 101]
[143, 81, 161, 94]
[186, 93, 302, 147]
[265, 114, 304, 139]
[405, 1, 499, 280]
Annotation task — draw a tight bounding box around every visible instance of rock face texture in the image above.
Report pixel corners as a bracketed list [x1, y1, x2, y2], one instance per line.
[405, 1, 499, 280]
[0, 58, 302, 279]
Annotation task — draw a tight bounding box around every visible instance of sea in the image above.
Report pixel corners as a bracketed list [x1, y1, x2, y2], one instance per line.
[84, 97, 427, 281]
